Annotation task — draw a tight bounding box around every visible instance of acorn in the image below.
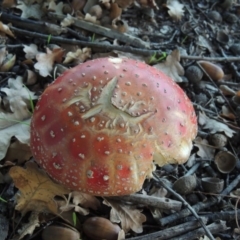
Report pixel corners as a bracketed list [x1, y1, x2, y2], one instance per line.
[83, 217, 121, 240]
[185, 65, 203, 84]
[198, 61, 224, 81]
[209, 133, 228, 148]
[173, 175, 197, 195]
[207, 11, 222, 22]
[42, 225, 80, 240]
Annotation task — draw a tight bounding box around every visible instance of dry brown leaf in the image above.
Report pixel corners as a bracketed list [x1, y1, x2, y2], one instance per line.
[34, 47, 64, 77]
[23, 44, 39, 60]
[84, 13, 99, 24]
[198, 112, 235, 138]
[153, 49, 184, 82]
[63, 48, 91, 64]
[17, 211, 40, 240]
[166, 0, 184, 21]
[16, 1, 43, 19]
[61, 14, 75, 27]
[0, 22, 15, 38]
[0, 54, 16, 72]
[220, 105, 236, 120]
[103, 199, 146, 233]
[115, 0, 134, 9]
[59, 194, 89, 216]
[72, 191, 100, 210]
[4, 140, 32, 164]
[0, 76, 36, 129]
[136, 0, 158, 9]
[9, 162, 70, 215]
[47, 1, 64, 14]
[194, 137, 215, 160]
[2, 0, 16, 8]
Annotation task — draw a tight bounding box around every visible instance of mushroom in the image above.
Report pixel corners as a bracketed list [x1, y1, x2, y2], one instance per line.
[30, 57, 197, 196]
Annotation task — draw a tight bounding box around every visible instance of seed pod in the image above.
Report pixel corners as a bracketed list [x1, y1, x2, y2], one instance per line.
[83, 217, 121, 240]
[207, 11, 222, 22]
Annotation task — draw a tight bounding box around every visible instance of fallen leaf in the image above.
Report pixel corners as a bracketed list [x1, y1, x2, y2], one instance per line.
[23, 44, 39, 60]
[16, 1, 43, 19]
[166, 0, 184, 21]
[103, 199, 146, 233]
[17, 211, 40, 240]
[0, 76, 37, 129]
[63, 48, 91, 64]
[153, 49, 184, 82]
[198, 112, 235, 138]
[2, 0, 16, 8]
[61, 14, 75, 27]
[34, 47, 65, 77]
[0, 21, 15, 38]
[194, 137, 215, 160]
[0, 120, 30, 161]
[9, 162, 70, 215]
[4, 140, 32, 164]
[72, 191, 100, 210]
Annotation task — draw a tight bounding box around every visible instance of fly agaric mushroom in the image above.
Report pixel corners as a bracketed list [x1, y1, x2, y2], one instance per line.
[30, 57, 197, 196]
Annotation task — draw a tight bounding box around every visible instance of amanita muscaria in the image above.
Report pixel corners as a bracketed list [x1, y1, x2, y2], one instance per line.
[30, 57, 197, 196]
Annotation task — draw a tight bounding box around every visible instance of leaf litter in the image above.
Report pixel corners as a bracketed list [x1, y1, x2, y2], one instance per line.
[0, 0, 240, 239]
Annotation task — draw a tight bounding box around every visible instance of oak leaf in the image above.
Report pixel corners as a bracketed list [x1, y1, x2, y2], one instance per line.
[166, 0, 184, 21]
[34, 47, 64, 77]
[0, 21, 15, 38]
[194, 137, 215, 160]
[103, 199, 146, 233]
[153, 49, 184, 82]
[198, 112, 235, 138]
[9, 162, 70, 215]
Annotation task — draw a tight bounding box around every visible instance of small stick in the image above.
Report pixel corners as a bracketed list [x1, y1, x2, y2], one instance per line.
[108, 194, 182, 211]
[170, 221, 228, 240]
[153, 174, 215, 240]
[127, 218, 208, 240]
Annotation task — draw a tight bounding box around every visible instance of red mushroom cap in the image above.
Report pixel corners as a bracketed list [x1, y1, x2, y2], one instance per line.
[30, 57, 197, 196]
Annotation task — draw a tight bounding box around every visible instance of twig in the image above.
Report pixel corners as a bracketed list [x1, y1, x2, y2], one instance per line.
[127, 218, 208, 240]
[48, 12, 150, 49]
[153, 173, 215, 240]
[170, 221, 228, 240]
[107, 193, 182, 211]
[7, 28, 240, 62]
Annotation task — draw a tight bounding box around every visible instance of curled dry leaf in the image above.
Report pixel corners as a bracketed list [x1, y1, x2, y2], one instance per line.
[61, 14, 75, 27]
[103, 199, 146, 233]
[9, 162, 70, 215]
[0, 21, 15, 38]
[34, 47, 65, 77]
[0, 119, 30, 161]
[84, 13, 99, 24]
[198, 112, 235, 138]
[63, 47, 91, 64]
[46, 1, 64, 15]
[194, 137, 215, 160]
[166, 0, 184, 21]
[23, 44, 39, 60]
[17, 211, 40, 240]
[72, 191, 100, 210]
[5, 140, 32, 164]
[0, 76, 37, 129]
[16, 1, 42, 20]
[153, 49, 184, 82]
